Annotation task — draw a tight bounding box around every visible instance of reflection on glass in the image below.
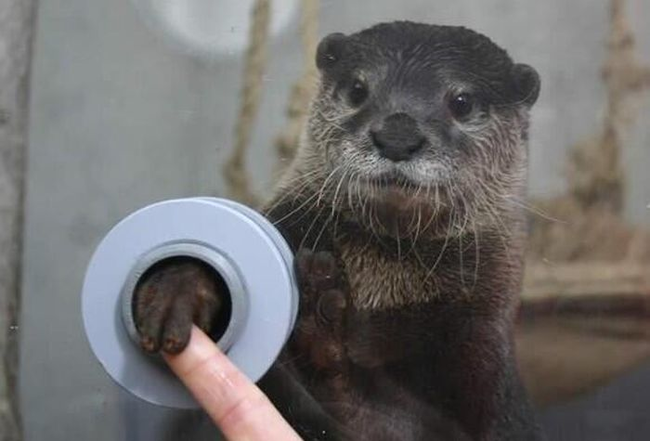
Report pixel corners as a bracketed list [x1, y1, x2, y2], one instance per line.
[131, 0, 298, 56]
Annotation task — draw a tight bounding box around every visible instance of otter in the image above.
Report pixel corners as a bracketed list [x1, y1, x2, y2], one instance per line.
[133, 21, 542, 440]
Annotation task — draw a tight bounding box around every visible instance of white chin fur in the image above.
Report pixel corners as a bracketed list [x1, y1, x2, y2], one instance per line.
[350, 156, 451, 187]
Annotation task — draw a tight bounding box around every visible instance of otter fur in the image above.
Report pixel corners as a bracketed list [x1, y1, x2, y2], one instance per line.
[133, 21, 542, 441]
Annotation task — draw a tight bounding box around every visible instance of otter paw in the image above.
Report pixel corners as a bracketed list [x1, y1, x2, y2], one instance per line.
[315, 288, 347, 327]
[295, 248, 348, 323]
[293, 294, 349, 371]
[133, 257, 223, 354]
[293, 249, 350, 372]
[295, 248, 346, 295]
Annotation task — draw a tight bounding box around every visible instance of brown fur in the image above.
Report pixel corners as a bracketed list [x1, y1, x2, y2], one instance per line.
[257, 22, 541, 440]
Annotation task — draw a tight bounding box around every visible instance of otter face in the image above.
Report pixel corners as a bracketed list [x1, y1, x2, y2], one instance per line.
[303, 22, 540, 238]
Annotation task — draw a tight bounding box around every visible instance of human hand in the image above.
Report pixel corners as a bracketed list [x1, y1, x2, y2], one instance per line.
[163, 326, 302, 441]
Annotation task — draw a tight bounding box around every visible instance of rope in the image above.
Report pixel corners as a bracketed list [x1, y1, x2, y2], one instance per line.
[274, 0, 320, 172]
[223, 0, 271, 206]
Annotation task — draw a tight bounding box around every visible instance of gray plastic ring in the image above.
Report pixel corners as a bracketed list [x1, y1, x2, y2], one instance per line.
[81, 198, 298, 409]
[119, 241, 248, 355]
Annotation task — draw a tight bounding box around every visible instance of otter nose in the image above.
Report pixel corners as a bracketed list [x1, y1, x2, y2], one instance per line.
[371, 113, 425, 162]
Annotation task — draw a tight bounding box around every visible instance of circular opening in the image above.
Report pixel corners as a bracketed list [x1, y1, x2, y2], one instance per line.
[131, 256, 233, 345]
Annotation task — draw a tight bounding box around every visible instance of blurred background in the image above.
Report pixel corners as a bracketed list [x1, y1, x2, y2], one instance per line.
[0, 0, 649, 440]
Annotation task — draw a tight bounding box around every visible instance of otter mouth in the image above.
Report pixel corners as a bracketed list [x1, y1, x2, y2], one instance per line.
[358, 172, 434, 213]
[344, 170, 456, 239]
[363, 172, 421, 193]
[354, 171, 451, 239]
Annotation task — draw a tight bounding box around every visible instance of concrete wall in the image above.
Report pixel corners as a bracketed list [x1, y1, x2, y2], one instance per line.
[19, 0, 650, 440]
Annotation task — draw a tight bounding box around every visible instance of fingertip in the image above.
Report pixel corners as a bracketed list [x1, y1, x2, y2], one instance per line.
[162, 325, 217, 367]
[162, 337, 185, 354]
[163, 326, 302, 440]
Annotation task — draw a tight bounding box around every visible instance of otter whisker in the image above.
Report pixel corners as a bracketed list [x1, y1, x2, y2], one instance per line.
[425, 210, 454, 281]
[264, 170, 326, 213]
[312, 208, 334, 250]
[474, 179, 515, 262]
[459, 182, 483, 293]
[316, 164, 344, 207]
[314, 166, 355, 248]
[272, 165, 347, 228]
[404, 182, 425, 238]
[409, 192, 424, 250]
[471, 216, 481, 293]
[330, 167, 350, 217]
[266, 180, 315, 215]
[502, 195, 567, 224]
[299, 201, 330, 250]
[452, 180, 472, 287]
[346, 170, 358, 213]
[416, 184, 443, 236]
[352, 172, 363, 215]
[455, 180, 471, 238]
[445, 180, 456, 213]
[332, 200, 346, 239]
[367, 182, 385, 245]
[271, 189, 322, 226]
[442, 179, 462, 237]
[432, 183, 441, 219]
[414, 205, 423, 247]
[458, 234, 466, 287]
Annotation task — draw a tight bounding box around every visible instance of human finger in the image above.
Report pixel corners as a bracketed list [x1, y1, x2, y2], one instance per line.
[163, 325, 302, 441]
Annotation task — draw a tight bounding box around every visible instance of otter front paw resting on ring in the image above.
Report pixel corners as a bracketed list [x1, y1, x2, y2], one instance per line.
[133, 257, 224, 354]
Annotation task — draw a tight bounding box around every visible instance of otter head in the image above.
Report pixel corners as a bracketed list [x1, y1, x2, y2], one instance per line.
[299, 22, 540, 239]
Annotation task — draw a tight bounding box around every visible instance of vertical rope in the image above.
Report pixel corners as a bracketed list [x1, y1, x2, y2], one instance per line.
[274, 0, 319, 172]
[223, 0, 271, 206]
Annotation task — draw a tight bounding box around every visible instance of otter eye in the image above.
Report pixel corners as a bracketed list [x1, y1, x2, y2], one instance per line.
[348, 79, 369, 107]
[448, 93, 475, 120]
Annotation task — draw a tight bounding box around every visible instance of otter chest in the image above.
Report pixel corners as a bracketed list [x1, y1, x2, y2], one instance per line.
[338, 243, 438, 310]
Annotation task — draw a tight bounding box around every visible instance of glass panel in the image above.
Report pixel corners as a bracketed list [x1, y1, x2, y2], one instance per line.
[18, 0, 650, 439]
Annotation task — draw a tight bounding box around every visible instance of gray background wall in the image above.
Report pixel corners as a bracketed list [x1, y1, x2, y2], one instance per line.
[20, 0, 650, 440]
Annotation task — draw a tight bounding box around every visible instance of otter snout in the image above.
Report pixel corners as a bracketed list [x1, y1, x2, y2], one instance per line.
[371, 113, 425, 162]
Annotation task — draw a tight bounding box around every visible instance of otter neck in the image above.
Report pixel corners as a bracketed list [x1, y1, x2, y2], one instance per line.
[334, 220, 523, 311]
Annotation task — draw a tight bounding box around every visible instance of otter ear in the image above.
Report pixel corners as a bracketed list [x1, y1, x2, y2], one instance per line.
[316, 33, 348, 71]
[511, 63, 541, 107]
